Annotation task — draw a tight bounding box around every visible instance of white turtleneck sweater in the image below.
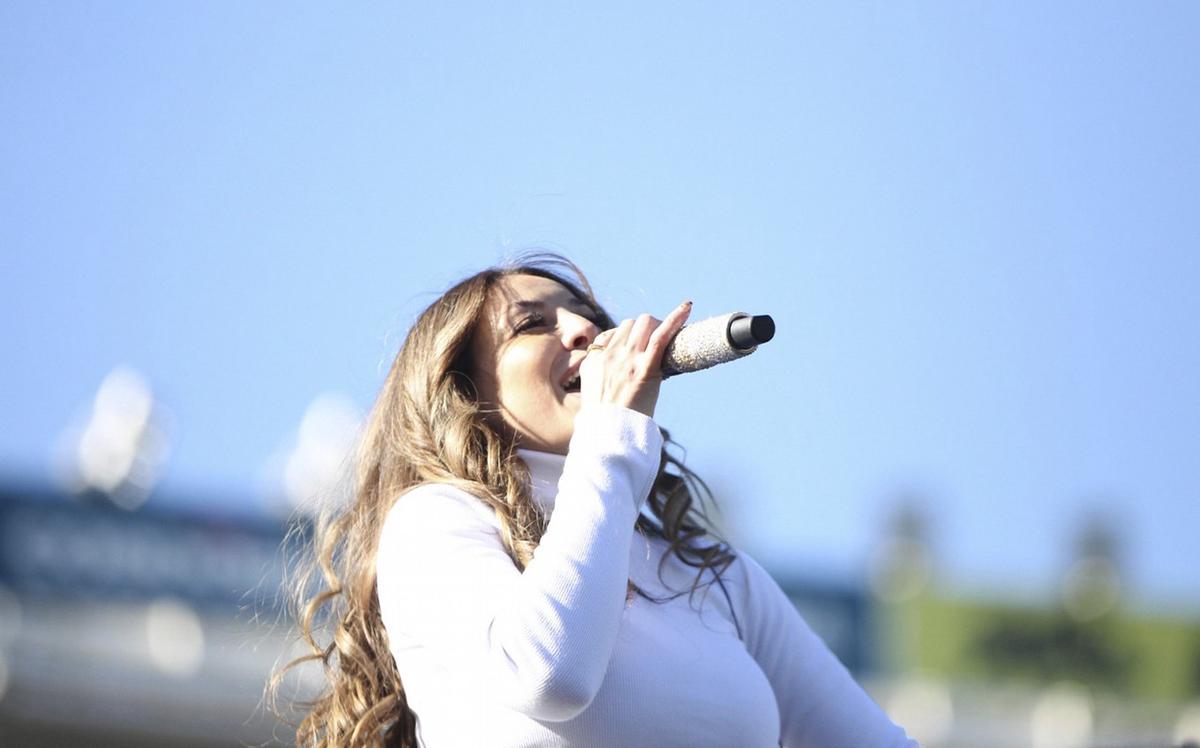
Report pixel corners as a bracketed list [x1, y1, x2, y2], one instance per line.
[375, 404, 916, 747]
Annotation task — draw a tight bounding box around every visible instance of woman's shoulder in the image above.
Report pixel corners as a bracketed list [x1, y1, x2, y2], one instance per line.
[380, 481, 503, 541]
[643, 534, 760, 576]
[375, 482, 508, 591]
[637, 533, 754, 596]
[719, 546, 785, 597]
[649, 540, 780, 608]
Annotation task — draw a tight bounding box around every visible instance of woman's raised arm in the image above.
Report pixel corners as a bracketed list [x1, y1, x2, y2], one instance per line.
[375, 403, 662, 722]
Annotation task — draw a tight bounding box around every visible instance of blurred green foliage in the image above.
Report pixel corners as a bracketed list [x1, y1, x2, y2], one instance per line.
[883, 594, 1200, 702]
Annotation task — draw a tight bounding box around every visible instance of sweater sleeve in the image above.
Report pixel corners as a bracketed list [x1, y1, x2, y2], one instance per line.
[730, 552, 919, 748]
[375, 403, 663, 722]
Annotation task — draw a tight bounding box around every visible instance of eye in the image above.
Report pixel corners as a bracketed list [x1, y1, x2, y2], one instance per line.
[514, 312, 547, 334]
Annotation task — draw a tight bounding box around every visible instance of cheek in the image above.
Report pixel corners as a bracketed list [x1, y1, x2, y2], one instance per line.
[495, 345, 552, 404]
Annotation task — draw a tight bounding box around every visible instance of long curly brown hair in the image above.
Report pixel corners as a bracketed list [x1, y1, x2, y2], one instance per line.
[269, 253, 737, 746]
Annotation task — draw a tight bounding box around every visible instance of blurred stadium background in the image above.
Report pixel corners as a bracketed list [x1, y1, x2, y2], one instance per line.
[1, 372, 1196, 746]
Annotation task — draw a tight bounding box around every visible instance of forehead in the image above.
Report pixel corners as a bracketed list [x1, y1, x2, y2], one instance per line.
[486, 273, 582, 315]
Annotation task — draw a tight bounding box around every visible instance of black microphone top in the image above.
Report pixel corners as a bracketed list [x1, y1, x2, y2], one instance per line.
[728, 314, 775, 350]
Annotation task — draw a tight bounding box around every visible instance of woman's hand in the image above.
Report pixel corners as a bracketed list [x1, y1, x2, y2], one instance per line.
[578, 300, 692, 418]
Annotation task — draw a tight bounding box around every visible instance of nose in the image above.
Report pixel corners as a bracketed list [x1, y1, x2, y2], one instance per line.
[560, 309, 599, 350]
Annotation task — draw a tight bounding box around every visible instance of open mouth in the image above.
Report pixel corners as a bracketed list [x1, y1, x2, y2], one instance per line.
[562, 372, 581, 393]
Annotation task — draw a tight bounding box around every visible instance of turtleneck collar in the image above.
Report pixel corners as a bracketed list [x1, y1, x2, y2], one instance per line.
[517, 448, 566, 514]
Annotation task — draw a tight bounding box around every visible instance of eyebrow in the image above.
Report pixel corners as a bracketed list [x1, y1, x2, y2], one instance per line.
[507, 296, 594, 314]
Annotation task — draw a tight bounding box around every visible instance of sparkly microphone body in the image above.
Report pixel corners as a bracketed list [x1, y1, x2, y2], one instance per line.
[660, 312, 775, 379]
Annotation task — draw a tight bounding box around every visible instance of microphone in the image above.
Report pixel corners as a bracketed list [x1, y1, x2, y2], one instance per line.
[660, 312, 775, 378]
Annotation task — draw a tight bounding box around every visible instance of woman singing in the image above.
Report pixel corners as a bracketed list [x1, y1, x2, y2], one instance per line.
[274, 254, 917, 747]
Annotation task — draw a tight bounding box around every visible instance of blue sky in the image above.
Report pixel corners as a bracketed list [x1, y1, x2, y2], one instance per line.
[2, 3, 1197, 612]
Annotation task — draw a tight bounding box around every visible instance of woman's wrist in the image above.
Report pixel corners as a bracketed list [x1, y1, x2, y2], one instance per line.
[566, 404, 663, 511]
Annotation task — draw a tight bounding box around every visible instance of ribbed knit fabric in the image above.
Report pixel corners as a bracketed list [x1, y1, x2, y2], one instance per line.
[375, 403, 917, 747]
